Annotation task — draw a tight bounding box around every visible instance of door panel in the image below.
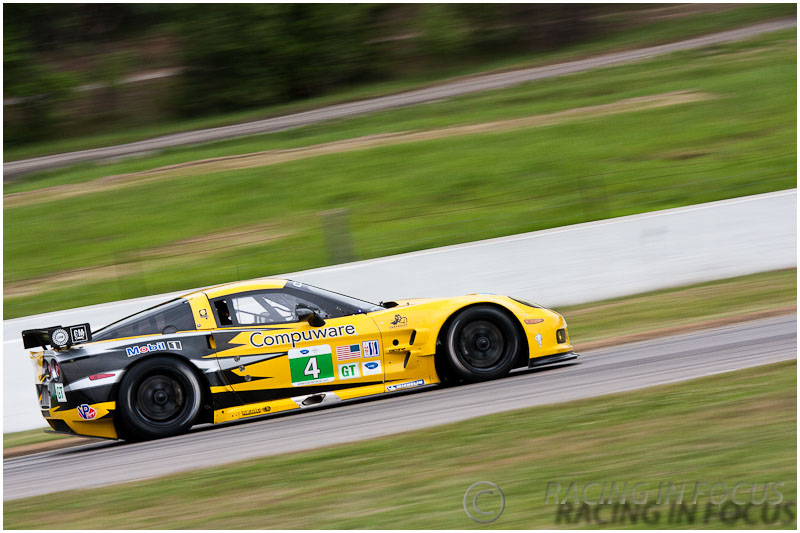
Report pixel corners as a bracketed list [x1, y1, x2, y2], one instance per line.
[212, 313, 385, 407]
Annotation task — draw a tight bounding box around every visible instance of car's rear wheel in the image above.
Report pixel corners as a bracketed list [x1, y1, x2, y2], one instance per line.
[116, 356, 202, 441]
[441, 305, 521, 382]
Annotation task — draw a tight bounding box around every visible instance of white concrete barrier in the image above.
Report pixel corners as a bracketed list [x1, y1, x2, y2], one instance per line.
[4, 189, 795, 432]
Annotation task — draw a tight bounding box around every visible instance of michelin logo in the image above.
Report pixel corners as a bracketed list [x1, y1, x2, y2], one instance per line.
[126, 341, 166, 357]
[387, 379, 424, 392]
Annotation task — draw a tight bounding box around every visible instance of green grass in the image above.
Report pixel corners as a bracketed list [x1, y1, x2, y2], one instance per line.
[3, 3, 794, 162]
[5, 26, 797, 196]
[2, 427, 70, 449]
[4, 268, 794, 454]
[3, 29, 796, 317]
[5, 360, 795, 528]
[562, 269, 797, 342]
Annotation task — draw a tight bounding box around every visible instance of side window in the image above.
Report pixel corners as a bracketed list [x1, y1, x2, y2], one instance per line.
[212, 290, 331, 327]
[214, 299, 233, 326]
[283, 285, 362, 318]
[232, 294, 295, 324]
[93, 299, 196, 340]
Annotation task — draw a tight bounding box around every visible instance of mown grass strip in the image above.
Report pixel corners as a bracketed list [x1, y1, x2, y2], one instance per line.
[2, 427, 70, 450]
[562, 269, 797, 343]
[4, 90, 714, 208]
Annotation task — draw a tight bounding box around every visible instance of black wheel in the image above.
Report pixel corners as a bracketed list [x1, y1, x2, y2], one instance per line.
[441, 306, 521, 382]
[116, 356, 202, 440]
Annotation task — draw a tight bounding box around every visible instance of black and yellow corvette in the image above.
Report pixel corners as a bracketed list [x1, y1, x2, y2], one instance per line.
[24, 279, 577, 440]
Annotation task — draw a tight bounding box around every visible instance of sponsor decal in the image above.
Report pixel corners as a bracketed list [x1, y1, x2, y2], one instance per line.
[250, 325, 357, 349]
[338, 362, 361, 380]
[362, 339, 380, 358]
[166, 340, 183, 351]
[361, 360, 382, 376]
[336, 344, 361, 361]
[77, 404, 97, 420]
[389, 314, 408, 328]
[241, 406, 270, 417]
[70, 325, 88, 342]
[54, 383, 66, 403]
[199, 309, 209, 319]
[51, 328, 69, 347]
[387, 379, 424, 392]
[288, 345, 335, 386]
[534, 332, 543, 348]
[126, 341, 166, 357]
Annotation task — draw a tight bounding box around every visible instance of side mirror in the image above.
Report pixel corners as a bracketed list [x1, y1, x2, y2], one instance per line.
[297, 307, 326, 327]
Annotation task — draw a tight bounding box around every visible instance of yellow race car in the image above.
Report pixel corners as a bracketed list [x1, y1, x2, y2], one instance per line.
[23, 279, 577, 440]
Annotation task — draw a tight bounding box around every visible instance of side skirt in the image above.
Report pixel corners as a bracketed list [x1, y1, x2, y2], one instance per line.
[213, 378, 439, 424]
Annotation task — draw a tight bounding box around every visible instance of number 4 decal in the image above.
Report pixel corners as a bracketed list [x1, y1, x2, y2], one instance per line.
[304, 357, 321, 379]
[288, 345, 334, 386]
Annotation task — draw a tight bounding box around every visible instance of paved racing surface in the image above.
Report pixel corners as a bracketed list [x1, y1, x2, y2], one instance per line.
[4, 18, 795, 178]
[4, 315, 795, 500]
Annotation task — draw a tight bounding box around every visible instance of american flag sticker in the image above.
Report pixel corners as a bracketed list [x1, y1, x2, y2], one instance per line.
[336, 344, 361, 361]
[362, 340, 380, 358]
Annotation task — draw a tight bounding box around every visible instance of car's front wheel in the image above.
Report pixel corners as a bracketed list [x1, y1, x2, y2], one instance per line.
[441, 305, 521, 383]
[116, 356, 202, 440]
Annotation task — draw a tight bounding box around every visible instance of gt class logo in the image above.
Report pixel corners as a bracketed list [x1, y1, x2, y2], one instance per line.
[338, 362, 361, 380]
[77, 404, 97, 420]
[126, 341, 166, 357]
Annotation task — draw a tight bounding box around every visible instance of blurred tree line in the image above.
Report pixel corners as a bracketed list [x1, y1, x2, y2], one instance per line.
[4, 4, 594, 146]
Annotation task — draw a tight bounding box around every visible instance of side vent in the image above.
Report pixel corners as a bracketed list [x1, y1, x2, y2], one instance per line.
[409, 330, 417, 345]
[302, 394, 326, 406]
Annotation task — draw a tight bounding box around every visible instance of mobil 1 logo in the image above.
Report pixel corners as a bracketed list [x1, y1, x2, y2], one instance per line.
[288, 345, 335, 387]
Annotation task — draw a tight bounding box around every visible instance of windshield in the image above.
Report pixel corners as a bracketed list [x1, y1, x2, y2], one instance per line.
[286, 280, 384, 314]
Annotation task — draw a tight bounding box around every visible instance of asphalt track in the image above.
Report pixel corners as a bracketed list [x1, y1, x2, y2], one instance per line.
[4, 17, 795, 178]
[4, 314, 795, 500]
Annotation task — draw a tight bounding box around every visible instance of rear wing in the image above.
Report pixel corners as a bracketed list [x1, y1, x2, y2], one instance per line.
[22, 323, 92, 349]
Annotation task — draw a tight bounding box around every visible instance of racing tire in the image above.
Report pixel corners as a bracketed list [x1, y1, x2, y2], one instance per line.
[441, 305, 521, 383]
[116, 356, 202, 441]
